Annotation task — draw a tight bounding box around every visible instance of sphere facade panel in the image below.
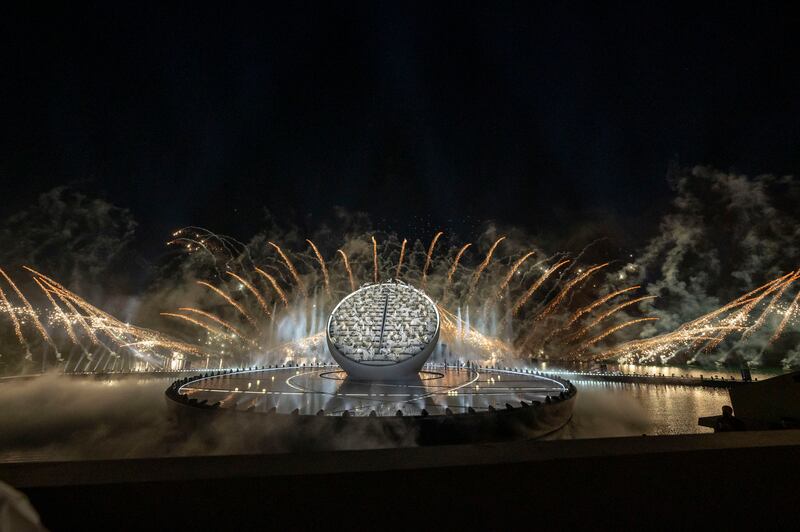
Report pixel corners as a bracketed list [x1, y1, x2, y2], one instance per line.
[327, 281, 440, 379]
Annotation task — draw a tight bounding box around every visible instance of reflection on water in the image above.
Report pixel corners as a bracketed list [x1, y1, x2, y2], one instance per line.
[548, 379, 732, 440]
[539, 362, 784, 381]
[608, 363, 783, 381]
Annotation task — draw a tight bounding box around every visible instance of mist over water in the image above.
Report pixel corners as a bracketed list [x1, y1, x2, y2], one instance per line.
[549, 381, 731, 439]
[0, 373, 735, 462]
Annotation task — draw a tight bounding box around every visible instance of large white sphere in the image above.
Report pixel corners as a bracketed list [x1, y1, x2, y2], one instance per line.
[326, 280, 440, 380]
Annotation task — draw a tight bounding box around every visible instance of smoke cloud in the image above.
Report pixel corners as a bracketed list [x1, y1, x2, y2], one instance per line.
[0, 374, 417, 461]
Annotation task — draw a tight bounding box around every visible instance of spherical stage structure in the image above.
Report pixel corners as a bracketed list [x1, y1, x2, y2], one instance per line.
[165, 281, 577, 446]
[326, 281, 439, 380]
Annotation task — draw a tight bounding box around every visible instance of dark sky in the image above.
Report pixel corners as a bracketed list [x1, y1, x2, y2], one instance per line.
[2, 2, 799, 249]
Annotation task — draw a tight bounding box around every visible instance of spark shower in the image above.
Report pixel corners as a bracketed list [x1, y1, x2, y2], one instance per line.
[1, 225, 798, 374]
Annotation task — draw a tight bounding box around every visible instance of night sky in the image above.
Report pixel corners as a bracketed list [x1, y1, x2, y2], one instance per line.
[3, 2, 799, 250]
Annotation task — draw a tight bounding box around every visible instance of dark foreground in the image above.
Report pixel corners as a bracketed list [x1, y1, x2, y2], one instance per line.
[2, 430, 798, 530]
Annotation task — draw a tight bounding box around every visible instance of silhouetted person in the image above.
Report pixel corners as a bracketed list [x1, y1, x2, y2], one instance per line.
[714, 405, 746, 432]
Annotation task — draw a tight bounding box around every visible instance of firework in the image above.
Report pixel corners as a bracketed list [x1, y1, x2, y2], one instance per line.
[51, 285, 100, 345]
[569, 295, 658, 341]
[565, 285, 640, 327]
[5, 221, 797, 373]
[595, 271, 797, 362]
[160, 312, 228, 338]
[32, 268, 193, 357]
[178, 307, 246, 338]
[496, 251, 535, 296]
[21, 266, 208, 362]
[741, 271, 798, 340]
[0, 267, 57, 355]
[34, 277, 78, 345]
[579, 317, 659, 352]
[268, 241, 307, 297]
[422, 231, 444, 288]
[0, 280, 30, 355]
[446, 243, 472, 287]
[535, 263, 609, 321]
[197, 281, 257, 326]
[306, 239, 331, 297]
[679, 274, 791, 332]
[468, 236, 506, 298]
[226, 271, 272, 318]
[337, 249, 356, 292]
[396, 238, 407, 279]
[771, 284, 800, 343]
[511, 259, 570, 317]
[254, 267, 289, 307]
[371, 236, 379, 283]
[702, 273, 793, 350]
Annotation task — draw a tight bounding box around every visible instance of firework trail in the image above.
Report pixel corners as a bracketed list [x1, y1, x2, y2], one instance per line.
[680, 274, 792, 332]
[306, 239, 331, 297]
[371, 236, 379, 283]
[566, 285, 640, 327]
[770, 285, 800, 343]
[445, 242, 472, 292]
[741, 271, 798, 340]
[480, 249, 535, 320]
[536, 263, 609, 321]
[53, 287, 100, 345]
[226, 271, 272, 318]
[422, 231, 444, 288]
[34, 277, 78, 345]
[268, 241, 307, 297]
[178, 307, 246, 338]
[254, 267, 289, 307]
[25, 267, 117, 324]
[396, 239, 407, 279]
[160, 312, 228, 338]
[468, 236, 506, 298]
[593, 272, 796, 362]
[337, 249, 356, 292]
[496, 251, 535, 296]
[177, 226, 245, 266]
[27, 266, 205, 359]
[579, 317, 659, 352]
[168, 236, 223, 277]
[511, 259, 571, 317]
[536, 286, 642, 347]
[34, 273, 142, 356]
[120, 339, 205, 355]
[197, 281, 257, 326]
[0, 281, 31, 356]
[568, 295, 658, 342]
[701, 273, 793, 350]
[0, 267, 58, 355]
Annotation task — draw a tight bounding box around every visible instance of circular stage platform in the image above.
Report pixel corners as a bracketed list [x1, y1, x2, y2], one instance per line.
[176, 364, 568, 417]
